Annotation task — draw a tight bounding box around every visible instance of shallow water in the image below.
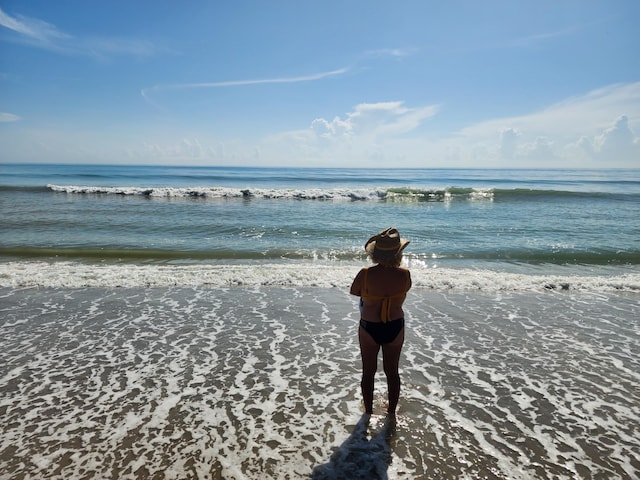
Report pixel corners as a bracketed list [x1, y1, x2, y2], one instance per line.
[3, 165, 640, 272]
[1, 287, 638, 479]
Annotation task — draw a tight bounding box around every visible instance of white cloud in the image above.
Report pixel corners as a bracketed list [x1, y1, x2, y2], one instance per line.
[308, 101, 439, 140]
[258, 84, 640, 167]
[0, 6, 157, 58]
[87, 38, 157, 57]
[0, 112, 20, 122]
[259, 101, 441, 167]
[141, 68, 350, 109]
[460, 83, 639, 141]
[522, 137, 557, 163]
[120, 136, 266, 166]
[499, 128, 520, 159]
[575, 115, 640, 163]
[0, 6, 70, 51]
[134, 138, 206, 159]
[363, 47, 418, 58]
[310, 117, 352, 138]
[510, 26, 578, 48]
[456, 82, 640, 167]
[3, 77, 638, 168]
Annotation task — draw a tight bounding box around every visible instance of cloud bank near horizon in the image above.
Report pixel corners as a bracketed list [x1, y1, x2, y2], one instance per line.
[254, 82, 639, 168]
[5, 82, 635, 168]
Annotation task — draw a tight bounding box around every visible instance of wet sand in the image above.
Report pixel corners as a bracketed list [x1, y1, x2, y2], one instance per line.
[1, 287, 639, 479]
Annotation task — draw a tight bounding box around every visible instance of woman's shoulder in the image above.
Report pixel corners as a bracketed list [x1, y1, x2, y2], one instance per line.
[392, 266, 411, 287]
[357, 266, 370, 276]
[370, 265, 409, 280]
[394, 266, 410, 275]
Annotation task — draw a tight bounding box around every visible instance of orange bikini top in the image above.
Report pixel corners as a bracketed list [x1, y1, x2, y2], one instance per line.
[360, 267, 410, 323]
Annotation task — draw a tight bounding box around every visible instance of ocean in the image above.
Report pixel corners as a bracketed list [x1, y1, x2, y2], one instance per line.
[1, 163, 639, 479]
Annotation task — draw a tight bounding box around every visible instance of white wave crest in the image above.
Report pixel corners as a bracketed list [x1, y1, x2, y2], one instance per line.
[47, 184, 388, 200]
[1, 261, 639, 292]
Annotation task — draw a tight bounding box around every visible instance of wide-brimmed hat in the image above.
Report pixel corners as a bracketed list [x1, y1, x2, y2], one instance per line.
[365, 227, 410, 259]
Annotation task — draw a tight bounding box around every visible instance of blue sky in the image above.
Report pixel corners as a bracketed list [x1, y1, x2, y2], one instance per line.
[1, 1, 639, 168]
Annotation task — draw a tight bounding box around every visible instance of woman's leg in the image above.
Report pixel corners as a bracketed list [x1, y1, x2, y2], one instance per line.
[382, 328, 404, 415]
[359, 326, 380, 414]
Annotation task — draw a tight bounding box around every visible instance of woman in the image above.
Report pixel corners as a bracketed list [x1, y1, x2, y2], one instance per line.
[350, 227, 412, 417]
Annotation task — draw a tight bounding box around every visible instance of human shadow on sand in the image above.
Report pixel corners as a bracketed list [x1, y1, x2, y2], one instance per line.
[311, 414, 396, 480]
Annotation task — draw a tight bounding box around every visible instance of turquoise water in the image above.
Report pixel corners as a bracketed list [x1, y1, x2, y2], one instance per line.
[1, 164, 639, 274]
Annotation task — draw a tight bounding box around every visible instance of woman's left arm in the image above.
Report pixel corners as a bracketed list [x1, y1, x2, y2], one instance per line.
[350, 268, 365, 296]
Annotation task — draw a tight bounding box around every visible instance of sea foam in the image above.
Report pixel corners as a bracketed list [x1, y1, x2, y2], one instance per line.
[47, 184, 389, 200]
[1, 285, 638, 479]
[1, 260, 638, 292]
[45, 184, 503, 202]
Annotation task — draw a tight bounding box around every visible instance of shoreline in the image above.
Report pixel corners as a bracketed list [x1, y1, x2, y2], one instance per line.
[1, 259, 639, 293]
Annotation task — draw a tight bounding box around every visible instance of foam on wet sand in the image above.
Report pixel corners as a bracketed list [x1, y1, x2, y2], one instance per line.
[1, 286, 638, 479]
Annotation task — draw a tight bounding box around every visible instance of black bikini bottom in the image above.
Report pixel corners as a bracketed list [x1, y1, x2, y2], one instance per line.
[359, 318, 405, 345]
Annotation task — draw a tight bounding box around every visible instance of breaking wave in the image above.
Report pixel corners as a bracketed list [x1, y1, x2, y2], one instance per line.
[1, 261, 639, 292]
[46, 184, 638, 202]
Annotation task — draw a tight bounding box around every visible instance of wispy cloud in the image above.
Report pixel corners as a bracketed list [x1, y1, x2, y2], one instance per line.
[0, 6, 71, 51]
[0, 112, 20, 122]
[140, 42, 421, 108]
[85, 37, 159, 58]
[363, 47, 418, 58]
[140, 67, 350, 107]
[435, 24, 583, 56]
[0, 6, 158, 57]
[510, 26, 579, 48]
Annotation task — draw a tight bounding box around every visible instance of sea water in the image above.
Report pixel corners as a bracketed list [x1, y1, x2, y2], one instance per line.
[1, 164, 639, 479]
[1, 163, 639, 284]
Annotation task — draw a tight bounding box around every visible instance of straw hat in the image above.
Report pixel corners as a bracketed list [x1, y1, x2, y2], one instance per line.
[365, 227, 410, 259]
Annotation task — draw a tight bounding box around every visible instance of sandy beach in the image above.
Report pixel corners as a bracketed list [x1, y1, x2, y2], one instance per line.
[3, 2, 640, 477]
[1, 286, 638, 479]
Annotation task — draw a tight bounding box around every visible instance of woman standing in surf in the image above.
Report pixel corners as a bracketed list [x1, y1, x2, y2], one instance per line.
[350, 227, 412, 417]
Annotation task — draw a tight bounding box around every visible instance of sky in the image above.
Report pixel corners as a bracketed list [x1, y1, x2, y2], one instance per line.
[1, 0, 639, 168]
